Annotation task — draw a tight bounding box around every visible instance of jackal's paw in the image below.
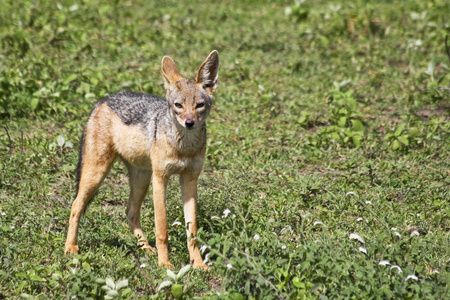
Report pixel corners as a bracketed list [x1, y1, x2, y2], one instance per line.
[193, 262, 210, 270]
[64, 245, 79, 255]
[140, 242, 156, 254]
[158, 260, 174, 269]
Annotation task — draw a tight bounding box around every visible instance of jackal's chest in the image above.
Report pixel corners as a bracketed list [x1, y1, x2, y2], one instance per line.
[150, 139, 205, 177]
[163, 156, 202, 175]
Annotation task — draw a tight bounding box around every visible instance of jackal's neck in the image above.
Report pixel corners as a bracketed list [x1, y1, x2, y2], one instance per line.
[171, 123, 206, 156]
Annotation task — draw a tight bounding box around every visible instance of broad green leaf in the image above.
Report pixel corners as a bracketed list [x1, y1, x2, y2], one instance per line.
[30, 98, 39, 110]
[90, 77, 99, 86]
[353, 136, 361, 148]
[229, 292, 246, 300]
[384, 133, 393, 140]
[177, 265, 191, 279]
[95, 278, 106, 284]
[106, 290, 119, 297]
[15, 272, 27, 278]
[57, 135, 65, 147]
[338, 116, 347, 127]
[397, 135, 409, 145]
[346, 97, 356, 110]
[320, 35, 330, 47]
[424, 60, 435, 76]
[82, 262, 91, 272]
[105, 277, 115, 289]
[158, 280, 172, 291]
[171, 284, 183, 299]
[121, 288, 132, 297]
[167, 269, 176, 281]
[293, 276, 305, 288]
[115, 279, 128, 290]
[392, 139, 400, 150]
[30, 275, 45, 281]
[101, 285, 111, 292]
[64, 74, 77, 84]
[394, 123, 405, 136]
[352, 119, 364, 132]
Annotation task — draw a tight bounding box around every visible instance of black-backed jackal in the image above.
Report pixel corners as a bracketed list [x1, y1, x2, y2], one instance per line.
[65, 51, 219, 269]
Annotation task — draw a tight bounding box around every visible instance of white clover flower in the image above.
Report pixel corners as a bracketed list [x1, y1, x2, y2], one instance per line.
[358, 247, 367, 254]
[199, 245, 209, 253]
[253, 234, 260, 241]
[405, 274, 418, 281]
[285, 7, 292, 16]
[222, 209, 231, 218]
[349, 233, 365, 244]
[407, 39, 423, 49]
[226, 263, 233, 269]
[390, 265, 403, 273]
[356, 217, 363, 222]
[171, 221, 182, 226]
[211, 216, 220, 220]
[410, 230, 419, 237]
[10, 225, 15, 229]
[281, 245, 287, 249]
[140, 263, 147, 268]
[203, 253, 210, 264]
[379, 260, 390, 266]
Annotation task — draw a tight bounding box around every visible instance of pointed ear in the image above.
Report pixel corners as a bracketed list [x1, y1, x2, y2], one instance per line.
[196, 50, 219, 95]
[161, 56, 183, 90]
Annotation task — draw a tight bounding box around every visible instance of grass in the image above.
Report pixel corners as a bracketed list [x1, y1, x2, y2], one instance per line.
[0, 0, 449, 299]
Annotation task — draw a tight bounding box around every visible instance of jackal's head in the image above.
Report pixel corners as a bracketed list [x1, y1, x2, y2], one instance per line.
[161, 50, 219, 130]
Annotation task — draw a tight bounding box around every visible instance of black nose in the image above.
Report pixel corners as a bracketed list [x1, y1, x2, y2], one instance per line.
[185, 119, 195, 128]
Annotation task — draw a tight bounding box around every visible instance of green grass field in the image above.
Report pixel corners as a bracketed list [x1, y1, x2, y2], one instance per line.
[1, 0, 449, 299]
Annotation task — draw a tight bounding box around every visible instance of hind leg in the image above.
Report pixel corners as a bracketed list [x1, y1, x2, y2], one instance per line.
[125, 163, 153, 252]
[65, 153, 116, 254]
[65, 108, 117, 254]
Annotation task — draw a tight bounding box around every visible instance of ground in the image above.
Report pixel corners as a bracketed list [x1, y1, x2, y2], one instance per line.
[0, 0, 449, 299]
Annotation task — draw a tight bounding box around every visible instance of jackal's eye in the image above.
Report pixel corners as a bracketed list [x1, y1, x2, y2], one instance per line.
[196, 103, 205, 109]
[174, 103, 183, 109]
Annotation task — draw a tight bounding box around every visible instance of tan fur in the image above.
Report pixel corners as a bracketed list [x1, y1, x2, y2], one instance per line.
[65, 51, 219, 269]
